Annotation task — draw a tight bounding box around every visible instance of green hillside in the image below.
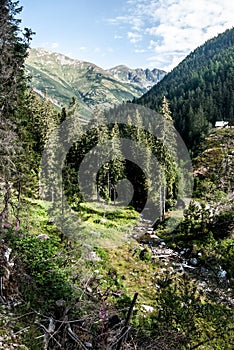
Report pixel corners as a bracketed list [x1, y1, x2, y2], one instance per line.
[135, 28, 234, 148]
[26, 48, 165, 117]
[194, 127, 234, 197]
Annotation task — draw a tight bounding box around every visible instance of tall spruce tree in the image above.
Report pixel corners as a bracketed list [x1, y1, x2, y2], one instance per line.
[159, 96, 178, 214]
[98, 123, 125, 202]
[0, 0, 33, 223]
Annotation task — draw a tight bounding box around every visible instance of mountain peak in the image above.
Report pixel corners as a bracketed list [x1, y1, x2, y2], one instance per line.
[107, 65, 166, 90]
[28, 48, 82, 66]
[25, 48, 166, 115]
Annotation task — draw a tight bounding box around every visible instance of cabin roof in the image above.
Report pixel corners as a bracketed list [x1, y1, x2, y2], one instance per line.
[215, 121, 229, 127]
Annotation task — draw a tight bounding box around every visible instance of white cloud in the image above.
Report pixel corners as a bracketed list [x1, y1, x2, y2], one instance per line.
[107, 16, 131, 25]
[144, 0, 233, 70]
[135, 48, 147, 53]
[131, 17, 144, 32]
[109, 0, 234, 70]
[128, 32, 142, 43]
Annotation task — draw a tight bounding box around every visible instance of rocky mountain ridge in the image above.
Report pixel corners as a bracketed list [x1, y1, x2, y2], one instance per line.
[107, 65, 166, 90]
[25, 48, 166, 117]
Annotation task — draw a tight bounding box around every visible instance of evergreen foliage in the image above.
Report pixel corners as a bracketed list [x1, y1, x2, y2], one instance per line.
[61, 103, 179, 219]
[135, 28, 234, 149]
[0, 0, 33, 224]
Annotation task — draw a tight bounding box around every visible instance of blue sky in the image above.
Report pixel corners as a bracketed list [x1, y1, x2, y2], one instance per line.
[20, 0, 233, 71]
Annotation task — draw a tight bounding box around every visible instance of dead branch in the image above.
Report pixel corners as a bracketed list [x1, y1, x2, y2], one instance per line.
[116, 292, 138, 350]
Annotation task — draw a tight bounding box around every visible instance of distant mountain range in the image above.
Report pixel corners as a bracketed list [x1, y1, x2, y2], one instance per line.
[107, 65, 165, 90]
[25, 48, 166, 116]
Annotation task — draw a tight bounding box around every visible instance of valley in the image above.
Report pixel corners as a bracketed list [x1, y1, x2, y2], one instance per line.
[0, 2, 233, 348]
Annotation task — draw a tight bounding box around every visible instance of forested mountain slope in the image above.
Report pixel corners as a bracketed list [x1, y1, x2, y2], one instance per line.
[135, 28, 234, 148]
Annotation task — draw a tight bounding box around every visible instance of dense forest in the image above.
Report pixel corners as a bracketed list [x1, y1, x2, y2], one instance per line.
[0, 1, 233, 349]
[135, 28, 234, 149]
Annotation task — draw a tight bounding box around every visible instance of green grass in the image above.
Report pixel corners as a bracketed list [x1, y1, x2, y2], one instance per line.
[1, 192, 233, 349]
[70, 201, 139, 247]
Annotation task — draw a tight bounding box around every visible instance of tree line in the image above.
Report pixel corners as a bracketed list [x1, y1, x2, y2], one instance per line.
[135, 28, 234, 150]
[0, 0, 182, 231]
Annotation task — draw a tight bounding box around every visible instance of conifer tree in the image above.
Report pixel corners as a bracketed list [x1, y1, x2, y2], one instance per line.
[161, 96, 173, 122]
[159, 96, 178, 215]
[98, 123, 125, 202]
[0, 0, 33, 223]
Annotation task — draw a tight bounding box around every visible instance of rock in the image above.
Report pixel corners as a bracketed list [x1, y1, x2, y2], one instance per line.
[90, 230, 101, 238]
[4, 248, 12, 262]
[190, 258, 198, 266]
[83, 243, 92, 250]
[217, 267, 227, 279]
[55, 299, 66, 307]
[149, 234, 160, 240]
[84, 342, 92, 348]
[147, 229, 154, 233]
[180, 248, 190, 255]
[36, 234, 49, 240]
[48, 217, 55, 224]
[177, 265, 184, 273]
[141, 304, 154, 313]
[87, 251, 101, 261]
